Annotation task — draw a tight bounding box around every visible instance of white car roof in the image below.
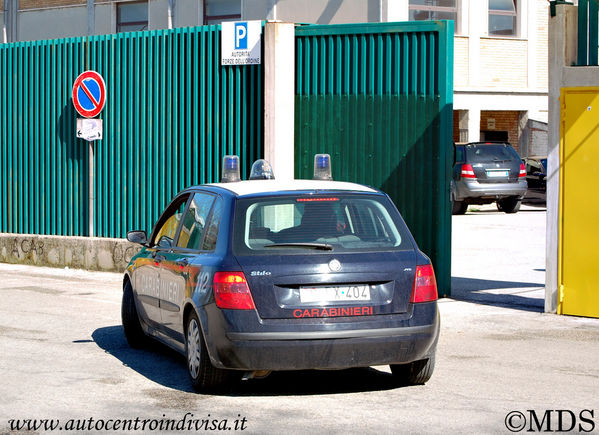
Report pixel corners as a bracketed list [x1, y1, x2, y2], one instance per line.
[208, 179, 377, 197]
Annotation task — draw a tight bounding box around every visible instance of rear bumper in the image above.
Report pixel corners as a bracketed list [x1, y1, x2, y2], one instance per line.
[200, 303, 440, 371]
[455, 179, 527, 201]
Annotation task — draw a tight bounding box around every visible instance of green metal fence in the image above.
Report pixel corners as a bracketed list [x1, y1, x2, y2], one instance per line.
[577, 0, 599, 66]
[0, 26, 263, 238]
[294, 21, 454, 296]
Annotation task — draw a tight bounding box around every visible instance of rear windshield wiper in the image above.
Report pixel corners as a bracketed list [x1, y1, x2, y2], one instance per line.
[263, 242, 334, 251]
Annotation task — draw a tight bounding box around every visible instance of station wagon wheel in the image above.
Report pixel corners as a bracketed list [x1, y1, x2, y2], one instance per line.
[451, 198, 468, 215]
[390, 353, 436, 386]
[497, 196, 521, 214]
[121, 280, 148, 348]
[185, 310, 234, 392]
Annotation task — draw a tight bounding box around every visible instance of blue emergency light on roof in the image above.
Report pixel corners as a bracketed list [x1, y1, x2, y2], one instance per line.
[249, 159, 275, 180]
[221, 155, 241, 183]
[313, 154, 333, 180]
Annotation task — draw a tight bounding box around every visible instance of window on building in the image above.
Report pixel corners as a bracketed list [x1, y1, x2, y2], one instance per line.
[409, 0, 459, 32]
[117, 1, 148, 33]
[204, 0, 241, 25]
[488, 0, 517, 37]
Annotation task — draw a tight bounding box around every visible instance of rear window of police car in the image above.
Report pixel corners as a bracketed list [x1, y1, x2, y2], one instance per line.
[233, 194, 413, 254]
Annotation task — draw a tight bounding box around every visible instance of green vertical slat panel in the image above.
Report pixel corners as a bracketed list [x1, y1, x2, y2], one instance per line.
[590, 0, 599, 65]
[294, 21, 454, 296]
[0, 25, 263, 239]
[578, 0, 589, 66]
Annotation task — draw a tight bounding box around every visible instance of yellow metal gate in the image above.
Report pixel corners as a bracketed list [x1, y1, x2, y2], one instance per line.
[559, 87, 599, 318]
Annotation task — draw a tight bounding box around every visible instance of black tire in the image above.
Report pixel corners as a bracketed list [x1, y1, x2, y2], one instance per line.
[452, 198, 468, 215]
[497, 197, 521, 214]
[390, 353, 436, 385]
[121, 280, 147, 348]
[185, 310, 233, 392]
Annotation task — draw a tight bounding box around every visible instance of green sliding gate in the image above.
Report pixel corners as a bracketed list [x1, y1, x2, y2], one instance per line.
[294, 21, 454, 296]
[0, 25, 263, 238]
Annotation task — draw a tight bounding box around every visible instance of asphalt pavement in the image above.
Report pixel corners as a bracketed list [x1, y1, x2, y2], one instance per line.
[1, 203, 598, 434]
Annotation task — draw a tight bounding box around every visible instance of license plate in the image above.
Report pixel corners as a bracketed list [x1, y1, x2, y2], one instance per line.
[486, 170, 509, 178]
[299, 285, 371, 303]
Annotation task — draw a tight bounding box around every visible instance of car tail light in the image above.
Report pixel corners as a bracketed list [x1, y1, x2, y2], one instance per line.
[410, 265, 438, 303]
[519, 163, 526, 178]
[460, 164, 476, 179]
[213, 272, 256, 310]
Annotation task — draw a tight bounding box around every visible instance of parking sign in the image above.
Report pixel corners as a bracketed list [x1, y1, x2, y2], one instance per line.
[221, 21, 261, 65]
[235, 22, 248, 49]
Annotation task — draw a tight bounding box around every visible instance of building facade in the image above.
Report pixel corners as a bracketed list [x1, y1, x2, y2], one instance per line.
[1, 0, 549, 155]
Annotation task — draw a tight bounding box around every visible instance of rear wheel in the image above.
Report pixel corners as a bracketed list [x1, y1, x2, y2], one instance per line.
[497, 197, 521, 214]
[451, 198, 468, 215]
[390, 353, 435, 385]
[121, 281, 147, 348]
[186, 311, 233, 392]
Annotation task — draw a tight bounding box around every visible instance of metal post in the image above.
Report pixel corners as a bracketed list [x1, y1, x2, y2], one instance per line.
[89, 142, 94, 237]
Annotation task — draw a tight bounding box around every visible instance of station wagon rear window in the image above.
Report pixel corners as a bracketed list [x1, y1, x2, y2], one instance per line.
[233, 194, 412, 254]
[465, 144, 520, 163]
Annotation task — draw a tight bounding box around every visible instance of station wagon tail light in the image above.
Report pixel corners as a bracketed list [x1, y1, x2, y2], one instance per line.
[410, 265, 438, 303]
[460, 164, 476, 179]
[213, 272, 256, 310]
[519, 163, 526, 178]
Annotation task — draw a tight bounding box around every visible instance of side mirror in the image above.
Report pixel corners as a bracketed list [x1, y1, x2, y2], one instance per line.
[127, 230, 148, 246]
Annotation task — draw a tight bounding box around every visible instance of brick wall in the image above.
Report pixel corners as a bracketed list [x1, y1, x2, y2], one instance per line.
[479, 38, 528, 89]
[454, 36, 469, 88]
[453, 111, 460, 143]
[534, 0, 548, 89]
[480, 110, 521, 153]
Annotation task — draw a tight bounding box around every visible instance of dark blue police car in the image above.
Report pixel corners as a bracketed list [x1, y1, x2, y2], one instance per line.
[122, 155, 440, 391]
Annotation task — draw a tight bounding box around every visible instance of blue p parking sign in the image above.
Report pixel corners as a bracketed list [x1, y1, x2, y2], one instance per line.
[235, 22, 248, 49]
[221, 21, 262, 65]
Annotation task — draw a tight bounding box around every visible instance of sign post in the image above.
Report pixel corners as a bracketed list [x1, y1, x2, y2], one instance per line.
[72, 70, 107, 237]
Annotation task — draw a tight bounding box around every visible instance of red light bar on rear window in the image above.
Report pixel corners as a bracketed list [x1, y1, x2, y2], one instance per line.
[296, 197, 339, 202]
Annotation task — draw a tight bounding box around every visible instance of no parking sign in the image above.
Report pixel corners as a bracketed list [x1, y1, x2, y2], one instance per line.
[72, 70, 106, 118]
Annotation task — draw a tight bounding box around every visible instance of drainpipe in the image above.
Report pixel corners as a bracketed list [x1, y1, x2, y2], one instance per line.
[167, 0, 174, 29]
[5, 0, 18, 42]
[87, 0, 94, 36]
[2, 0, 8, 43]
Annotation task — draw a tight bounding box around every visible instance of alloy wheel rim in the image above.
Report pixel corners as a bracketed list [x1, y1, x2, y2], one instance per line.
[187, 319, 201, 378]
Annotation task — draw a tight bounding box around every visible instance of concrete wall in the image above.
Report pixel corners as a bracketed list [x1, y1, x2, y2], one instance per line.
[0, 233, 141, 272]
[547, 4, 599, 313]
[10, 0, 204, 41]
[18, 6, 87, 40]
[244, 0, 380, 24]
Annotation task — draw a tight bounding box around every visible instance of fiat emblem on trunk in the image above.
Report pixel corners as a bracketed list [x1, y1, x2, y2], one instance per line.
[328, 259, 342, 272]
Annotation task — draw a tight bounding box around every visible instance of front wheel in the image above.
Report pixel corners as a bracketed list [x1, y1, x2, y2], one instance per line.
[121, 281, 147, 348]
[186, 311, 234, 392]
[497, 197, 521, 214]
[390, 353, 435, 385]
